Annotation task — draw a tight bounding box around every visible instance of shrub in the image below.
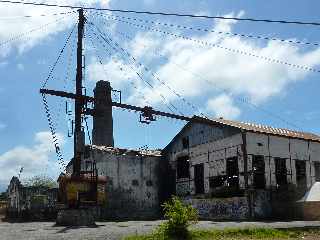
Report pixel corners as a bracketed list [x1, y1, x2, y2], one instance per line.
[156, 196, 198, 239]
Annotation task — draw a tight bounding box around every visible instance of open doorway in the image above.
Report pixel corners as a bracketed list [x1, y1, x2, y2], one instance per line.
[194, 163, 204, 194]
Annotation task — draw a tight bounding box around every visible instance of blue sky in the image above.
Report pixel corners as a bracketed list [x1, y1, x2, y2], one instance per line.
[0, 0, 320, 191]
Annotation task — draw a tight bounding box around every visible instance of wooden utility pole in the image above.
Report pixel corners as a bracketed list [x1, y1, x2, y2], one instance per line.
[73, 8, 85, 177]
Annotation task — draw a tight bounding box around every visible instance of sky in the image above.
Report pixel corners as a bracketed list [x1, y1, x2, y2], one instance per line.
[1, 0, 320, 191]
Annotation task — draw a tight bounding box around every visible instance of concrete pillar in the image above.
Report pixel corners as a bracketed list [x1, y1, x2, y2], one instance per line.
[92, 80, 114, 147]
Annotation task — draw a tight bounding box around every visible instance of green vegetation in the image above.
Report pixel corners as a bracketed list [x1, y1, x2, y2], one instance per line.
[24, 175, 57, 188]
[124, 227, 320, 240]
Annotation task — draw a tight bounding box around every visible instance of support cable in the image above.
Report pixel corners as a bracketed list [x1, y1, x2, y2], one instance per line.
[90, 20, 209, 118]
[41, 93, 66, 171]
[108, 27, 303, 130]
[100, 15, 320, 74]
[94, 12, 320, 47]
[1, 0, 320, 26]
[41, 23, 77, 88]
[55, 30, 77, 132]
[87, 24, 180, 115]
[0, 14, 74, 47]
[86, 28, 152, 106]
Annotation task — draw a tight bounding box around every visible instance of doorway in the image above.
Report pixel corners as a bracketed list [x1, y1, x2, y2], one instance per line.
[194, 163, 204, 194]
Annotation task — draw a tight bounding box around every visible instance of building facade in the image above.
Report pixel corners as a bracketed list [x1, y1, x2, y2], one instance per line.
[6, 177, 58, 220]
[163, 118, 320, 220]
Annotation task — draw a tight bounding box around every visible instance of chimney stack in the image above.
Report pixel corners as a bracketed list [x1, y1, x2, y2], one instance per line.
[92, 80, 114, 147]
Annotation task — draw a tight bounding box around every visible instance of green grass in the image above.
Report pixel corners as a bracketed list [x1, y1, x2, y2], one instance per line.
[124, 227, 320, 240]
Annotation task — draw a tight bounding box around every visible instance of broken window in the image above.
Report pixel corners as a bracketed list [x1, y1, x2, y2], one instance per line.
[296, 160, 306, 188]
[226, 157, 239, 189]
[315, 162, 320, 182]
[252, 155, 266, 189]
[275, 158, 287, 187]
[194, 164, 204, 194]
[209, 176, 226, 189]
[176, 156, 190, 179]
[182, 137, 189, 149]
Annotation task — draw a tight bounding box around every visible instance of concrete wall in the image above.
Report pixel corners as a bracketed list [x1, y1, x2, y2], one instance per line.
[80, 146, 164, 220]
[6, 177, 58, 220]
[246, 132, 320, 189]
[184, 197, 249, 220]
[164, 122, 320, 220]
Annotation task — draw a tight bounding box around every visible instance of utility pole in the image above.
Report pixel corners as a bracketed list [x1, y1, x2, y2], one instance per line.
[73, 9, 85, 177]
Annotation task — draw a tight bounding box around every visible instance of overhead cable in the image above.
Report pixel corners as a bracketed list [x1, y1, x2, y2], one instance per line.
[0, 11, 74, 19]
[1, 0, 320, 26]
[87, 25, 180, 114]
[95, 12, 319, 47]
[90, 21, 207, 118]
[102, 15, 320, 74]
[42, 23, 77, 88]
[0, 14, 73, 47]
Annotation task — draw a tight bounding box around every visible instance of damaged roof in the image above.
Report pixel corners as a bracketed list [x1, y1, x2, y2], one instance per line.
[211, 117, 320, 142]
[164, 116, 320, 151]
[91, 145, 162, 157]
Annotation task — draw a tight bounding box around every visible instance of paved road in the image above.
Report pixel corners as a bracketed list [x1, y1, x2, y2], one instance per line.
[1, 220, 320, 240]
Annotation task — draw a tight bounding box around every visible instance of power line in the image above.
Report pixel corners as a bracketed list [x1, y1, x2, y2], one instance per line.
[90, 21, 207, 118]
[87, 24, 180, 115]
[0, 14, 73, 47]
[1, 0, 320, 26]
[0, 11, 74, 19]
[97, 18, 304, 131]
[101, 15, 320, 74]
[86, 27, 153, 107]
[42, 23, 77, 88]
[94, 12, 320, 47]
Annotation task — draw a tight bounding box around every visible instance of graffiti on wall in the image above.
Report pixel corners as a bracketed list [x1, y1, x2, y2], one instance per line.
[184, 197, 249, 220]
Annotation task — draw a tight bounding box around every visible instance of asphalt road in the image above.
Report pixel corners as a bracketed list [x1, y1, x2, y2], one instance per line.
[1, 220, 320, 240]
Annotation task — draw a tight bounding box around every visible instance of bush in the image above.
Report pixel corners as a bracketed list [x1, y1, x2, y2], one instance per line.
[156, 196, 198, 239]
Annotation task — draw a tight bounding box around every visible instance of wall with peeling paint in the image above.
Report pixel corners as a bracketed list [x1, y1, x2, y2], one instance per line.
[69, 147, 164, 220]
[163, 121, 320, 220]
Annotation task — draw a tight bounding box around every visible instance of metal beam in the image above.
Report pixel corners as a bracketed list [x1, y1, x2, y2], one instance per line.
[40, 88, 193, 122]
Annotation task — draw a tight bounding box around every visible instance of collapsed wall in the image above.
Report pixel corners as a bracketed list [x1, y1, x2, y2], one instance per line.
[67, 145, 167, 220]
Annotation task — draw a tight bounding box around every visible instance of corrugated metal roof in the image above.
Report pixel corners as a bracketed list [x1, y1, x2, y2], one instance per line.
[211, 118, 320, 142]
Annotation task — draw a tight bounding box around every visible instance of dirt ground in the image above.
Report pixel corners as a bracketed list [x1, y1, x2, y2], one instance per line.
[1, 220, 320, 240]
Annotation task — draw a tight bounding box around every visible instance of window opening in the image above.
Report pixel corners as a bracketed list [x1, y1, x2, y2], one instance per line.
[252, 155, 266, 189]
[275, 158, 287, 187]
[177, 156, 190, 179]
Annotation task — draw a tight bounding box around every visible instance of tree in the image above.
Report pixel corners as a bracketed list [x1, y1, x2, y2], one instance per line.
[24, 175, 58, 188]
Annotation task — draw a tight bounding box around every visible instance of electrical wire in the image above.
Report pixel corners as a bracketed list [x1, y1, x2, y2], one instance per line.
[1, 0, 320, 26]
[87, 24, 180, 115]
[86, 27, 153, 107]
[0, 11, 75, 19]
[41, 23, 77, 88]
[94, 12, 320, 47]
[102, 15, 320, 74]
[108, 27, 303, 131]
[0, 14, 74, 47]
[90, 21, 205, 118]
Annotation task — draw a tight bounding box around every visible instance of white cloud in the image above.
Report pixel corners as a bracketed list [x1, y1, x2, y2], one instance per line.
[206, 94, 240, 119]
[87, 11, 320, 120]
[0, 131, 65, 190]
[0, 0, 112, 58]
[17, 63, 24, 71]
[87, 56, 139, 90]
